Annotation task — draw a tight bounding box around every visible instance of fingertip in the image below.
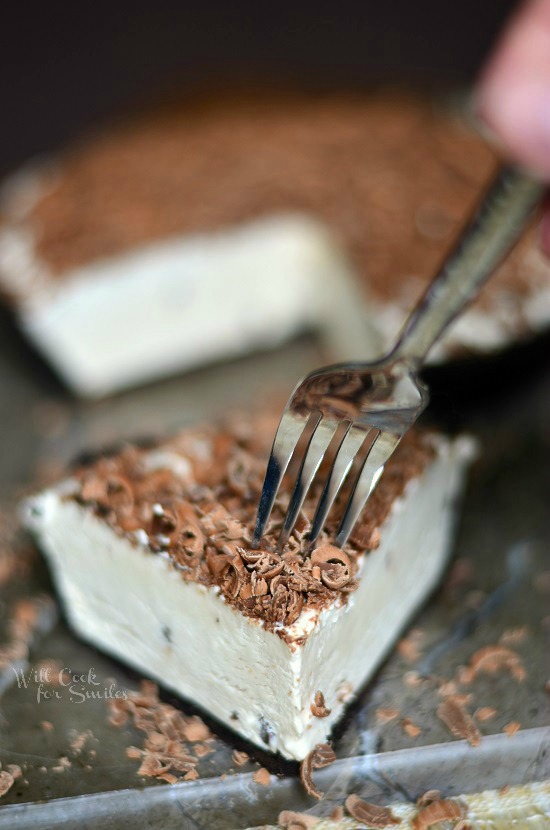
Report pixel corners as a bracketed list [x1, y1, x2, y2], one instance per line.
[475, 0, 550, 178]
[538, 208, 550, 260]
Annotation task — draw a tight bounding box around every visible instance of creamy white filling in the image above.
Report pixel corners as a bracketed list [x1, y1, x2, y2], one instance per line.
[1, 211, 355, 397]
[1, 164, 549, 396]
[23, 435, 475, 759]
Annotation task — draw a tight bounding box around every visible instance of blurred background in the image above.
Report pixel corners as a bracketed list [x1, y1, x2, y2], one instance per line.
[1, 0, 516, 176]
[1, 1, 550, 819]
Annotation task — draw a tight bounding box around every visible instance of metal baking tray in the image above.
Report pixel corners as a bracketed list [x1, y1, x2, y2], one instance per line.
[0, 316, 549, 828]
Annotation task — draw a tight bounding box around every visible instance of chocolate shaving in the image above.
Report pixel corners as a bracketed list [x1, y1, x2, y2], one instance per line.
[278, 811, 319, 829]
[299, 753, 321, 800]
[310, 691, 331, 718]
[0, 771, 14, 798]
[437, 697, 480, 747]
[499, 626, 529, 646]
[462, 645, 526, 683]
[412, 799, 465, 829]
[416, 790, 441, 807]
[20, 91, 542, 339]
[107, 680, 212, 781]
[397, 628, 423, 663]
[474, 707, 497, 722]
[376, 707, 400, 724]
[182, 717, 212, 742]
[310, 742, 336, 769]
[401, 718, 421, 738]
[252, 767, 271, 786]
[232, 750, 249, 766]
[299, 743, 336, 799]
[345, 794, 399, 827]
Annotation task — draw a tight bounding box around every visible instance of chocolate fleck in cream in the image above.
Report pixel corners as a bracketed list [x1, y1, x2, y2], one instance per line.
[68, 412, 436, 637]
[9, 91, 546, 312]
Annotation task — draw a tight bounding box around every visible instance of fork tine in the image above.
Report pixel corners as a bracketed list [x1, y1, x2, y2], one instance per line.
[278, 417, 339, 550]
[253, 410, 319, 547]
[307, 424, 370, 547]
[335, 430, 401, 548]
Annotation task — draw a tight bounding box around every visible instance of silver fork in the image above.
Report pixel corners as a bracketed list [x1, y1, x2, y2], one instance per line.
[253, 166, 542, 550]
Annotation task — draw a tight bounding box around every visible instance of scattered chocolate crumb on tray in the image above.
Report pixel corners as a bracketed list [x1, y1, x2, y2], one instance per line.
[345, 793, 399, 826]
[412, 798, 466, 830]
[299, 744, 336, 800]
[108, 680, 208, 782]
[436, 696, 481, 747]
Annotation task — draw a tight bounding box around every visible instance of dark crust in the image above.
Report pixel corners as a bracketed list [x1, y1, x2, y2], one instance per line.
[67, 412, 436, 640]
[6, 90, 547, 313]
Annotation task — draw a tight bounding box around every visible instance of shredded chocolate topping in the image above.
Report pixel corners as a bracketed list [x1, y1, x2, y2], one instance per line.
[8, 91, 546, 315]
[345, 794, 399, 827]
[68, 413, 436, 637]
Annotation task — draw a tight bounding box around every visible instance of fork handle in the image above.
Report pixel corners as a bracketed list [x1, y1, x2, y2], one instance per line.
[390, 165, 543, 366]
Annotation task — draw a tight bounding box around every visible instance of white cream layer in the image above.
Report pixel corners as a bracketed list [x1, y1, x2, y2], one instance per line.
[0, 210, 355, 397]
[23, 435, 474, 760]
[2, 163, 549, 396]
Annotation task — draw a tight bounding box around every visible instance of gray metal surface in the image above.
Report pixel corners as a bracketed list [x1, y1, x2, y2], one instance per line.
[0, 310, 549, 827]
